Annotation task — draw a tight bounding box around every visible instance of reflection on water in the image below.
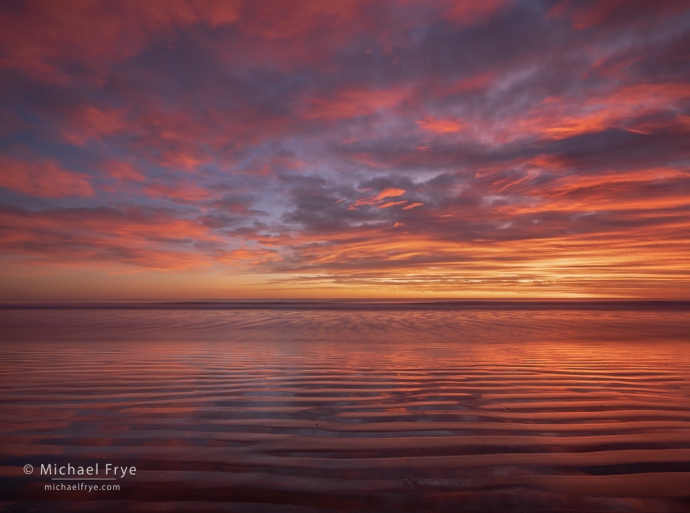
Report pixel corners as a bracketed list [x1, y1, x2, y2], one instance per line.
[1, 304, 689, 512]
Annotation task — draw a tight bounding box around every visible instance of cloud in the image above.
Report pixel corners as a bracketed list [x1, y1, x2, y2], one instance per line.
[1, 0, 690, 297]
[548, 0, 689, 30]
[416, 117, 465, 134]
[350, 188, 407, 208]
[61, 106, 127, 146]
[0, 156, 93, 197]
[304, 87, 410, 120]
[0, 0, 242, 84]
[517, 83, 690, 141]
[378, 200, 407, 208]
[0, 204, 226, 271]
[440, 0, 513, 26]
[104, 162, 145, 182]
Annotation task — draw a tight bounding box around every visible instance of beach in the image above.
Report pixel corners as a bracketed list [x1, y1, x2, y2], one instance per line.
[1, 302, 689, 511]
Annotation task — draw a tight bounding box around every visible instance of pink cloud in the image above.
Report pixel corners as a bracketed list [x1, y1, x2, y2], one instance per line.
[0, 0, 242, 84]
[0, 156, 93, 198]
[440, 0, 512, 26]
[1, 0, 689, 299]
[142, 180, 216, 202]
[0, 206, 225, 271]
[416, 116, 465, 134]
[304, 87, 409, 120]
[61, 106, 127, 146]
[105, 162, 145, 182]
[547, 0, 687, 30]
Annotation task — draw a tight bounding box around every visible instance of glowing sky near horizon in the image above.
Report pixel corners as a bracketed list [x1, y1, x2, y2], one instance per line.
[1, 0, 689, 299]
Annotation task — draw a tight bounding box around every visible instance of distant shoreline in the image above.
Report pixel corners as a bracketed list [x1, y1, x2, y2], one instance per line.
[1, 299, 689, 311]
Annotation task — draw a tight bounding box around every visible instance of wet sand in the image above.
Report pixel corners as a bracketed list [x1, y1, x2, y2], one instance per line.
[1, 303, 689, 511]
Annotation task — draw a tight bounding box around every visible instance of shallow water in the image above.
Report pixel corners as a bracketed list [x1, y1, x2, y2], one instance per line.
[1, 303, 689, 512]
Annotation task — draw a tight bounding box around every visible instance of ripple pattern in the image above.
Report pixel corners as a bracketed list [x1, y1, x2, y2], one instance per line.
[1, 307, 689, 512]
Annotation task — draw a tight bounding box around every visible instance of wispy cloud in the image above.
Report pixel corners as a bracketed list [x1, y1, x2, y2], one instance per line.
[1, 0, 689, 297]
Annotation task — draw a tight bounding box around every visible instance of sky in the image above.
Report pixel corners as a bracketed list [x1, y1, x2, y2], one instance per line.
[1, 0, 689, 299]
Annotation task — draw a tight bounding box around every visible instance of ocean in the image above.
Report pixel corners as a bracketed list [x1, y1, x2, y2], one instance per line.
[1, 301, 689, 511]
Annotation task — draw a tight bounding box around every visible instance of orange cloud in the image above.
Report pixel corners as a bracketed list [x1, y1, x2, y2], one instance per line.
[500, 83, 690, 142]
[0, 206, 222, 272]
[378, 200, 408, 208]
[1, 0, 689, 299]
[0, 156, 93, 198]
[350, 188, 407, 208]
[143, 180, 216, 202]
[373, 188, 406, 201]
[219, 246, 281, 266]
[416, 116, 465, 134]
[497, 167, 690, 214]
